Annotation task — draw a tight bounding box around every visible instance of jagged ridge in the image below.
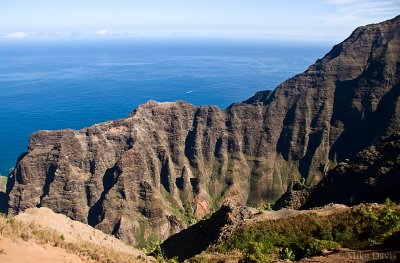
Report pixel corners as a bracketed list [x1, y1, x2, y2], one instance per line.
[274, 132, 400, 210]
[5, 16, 400, 244]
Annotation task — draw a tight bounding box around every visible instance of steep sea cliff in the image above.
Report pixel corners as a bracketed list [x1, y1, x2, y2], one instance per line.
[6, 16, 400, 244]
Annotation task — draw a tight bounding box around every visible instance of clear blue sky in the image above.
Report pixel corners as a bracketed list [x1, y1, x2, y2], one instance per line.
[0, 0, 399, 40]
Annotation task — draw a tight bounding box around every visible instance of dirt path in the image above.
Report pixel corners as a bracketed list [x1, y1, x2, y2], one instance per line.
[257, 204, 350, 221]
[297, 248, 399, 263]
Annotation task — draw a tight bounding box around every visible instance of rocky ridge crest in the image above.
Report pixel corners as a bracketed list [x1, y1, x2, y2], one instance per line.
[274, 132, 400, 210]
[6, 16, 400, 244]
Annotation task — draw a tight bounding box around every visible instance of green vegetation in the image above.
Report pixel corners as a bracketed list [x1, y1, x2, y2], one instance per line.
[140, 239, 179, 263]
[136, 221, 161, 251]
[141, 239, 164, 262]
[240, 241, 272, 263]
[217, 199, 400, 262]
[300, 177, 306, 185]
[259, 203, 273, 211]
[182, 202, 197, 225]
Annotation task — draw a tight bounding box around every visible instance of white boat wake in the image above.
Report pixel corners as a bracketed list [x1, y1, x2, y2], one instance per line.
[185, 89, 199, 94]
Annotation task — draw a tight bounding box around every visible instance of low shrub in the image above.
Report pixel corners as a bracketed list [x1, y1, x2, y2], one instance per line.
[216, 200, 400, 261]
[305, 239, 339, 256]
[240, 242, 272, 263]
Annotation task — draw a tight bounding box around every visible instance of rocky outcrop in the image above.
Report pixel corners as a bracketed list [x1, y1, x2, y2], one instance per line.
[6, 16, 400, 244]
[274, 132, 400, 209]
[0, 176, 6, 214]
[272, 181, 311, 210]
[0, 176, 6, 191]
[303, 132, 400, 208]
[161, 203, 259, 261]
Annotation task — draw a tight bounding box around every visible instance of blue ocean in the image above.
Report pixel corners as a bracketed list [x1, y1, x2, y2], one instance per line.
[0, 37, 331, 175]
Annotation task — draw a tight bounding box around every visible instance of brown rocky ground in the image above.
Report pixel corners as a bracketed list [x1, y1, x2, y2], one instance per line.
[15, 207, 141, 256]
[297, 248, 400, 263]
[191, 248, 400, 263]
[0, 237, 88, 263]
[0, 207, 152, 263]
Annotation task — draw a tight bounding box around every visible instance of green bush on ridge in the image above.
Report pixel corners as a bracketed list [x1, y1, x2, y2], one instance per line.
[216, 200, 400, 262]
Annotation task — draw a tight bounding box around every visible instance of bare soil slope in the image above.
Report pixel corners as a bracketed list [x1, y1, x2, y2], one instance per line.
[15, 207, 141, 256]
[0, 207, 152, 263]
[0, 237, 87, 263]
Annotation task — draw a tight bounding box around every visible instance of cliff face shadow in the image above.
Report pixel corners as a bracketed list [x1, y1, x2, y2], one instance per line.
[160, 158, 171, 193]
[0, 191, 7, 214]
[88, 164, 121, 227]
[38, 164, 57, 206]
[161, 205, 231, 261]
[329, 64, 400, 162]
[299, 130, 323, 178]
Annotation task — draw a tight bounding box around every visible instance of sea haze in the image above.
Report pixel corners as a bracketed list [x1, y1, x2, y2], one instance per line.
[0, 37, 330, 175]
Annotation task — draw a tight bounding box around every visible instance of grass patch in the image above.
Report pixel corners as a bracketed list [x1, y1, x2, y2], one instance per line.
[216, 199, 400, 262]
[182, 201, 198, 225]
